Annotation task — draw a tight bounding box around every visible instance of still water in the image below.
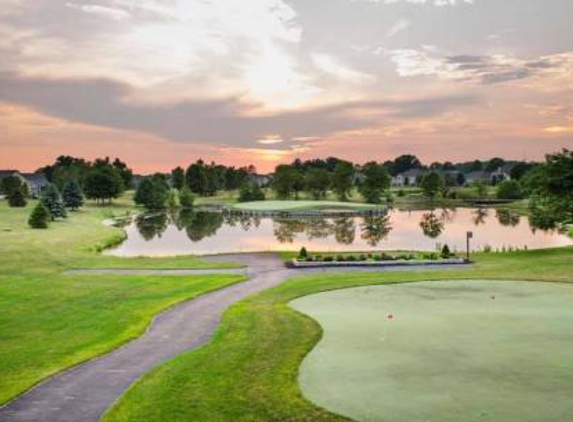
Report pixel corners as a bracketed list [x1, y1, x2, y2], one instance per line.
[107, 208, 572, 257]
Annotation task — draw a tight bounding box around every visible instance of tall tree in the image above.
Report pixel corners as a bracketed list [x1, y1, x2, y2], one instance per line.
[186, 161, 209, 196]
[62, 180, 84, 211]
[273, 165, 298, 199]
[179, 186, 195, 209]
[305, 168, 331, 200]
[331, 162, 355, 201]
[420, 172, 444, 200]
[392, 154, 422, 176]
[171, 167, 185, 191]
[358, 162, 391, 204]
[134, 176, 169, 210]
[84, 167, 124, 204]
[529, 149, 573, 226]
[41, 184, 67, 220]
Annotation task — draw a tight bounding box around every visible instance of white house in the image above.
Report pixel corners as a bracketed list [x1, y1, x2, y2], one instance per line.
[392, 169, 426, 187]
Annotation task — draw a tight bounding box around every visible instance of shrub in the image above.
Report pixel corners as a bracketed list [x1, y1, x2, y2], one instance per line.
[324, 256, 334, 262]
[336, 255, 345, 262]
[28, 202, 50, 229]
[298, 247, 308, 260]
[179, 187, 195, 209]
[346, 255, 357, 262]
[381, 252, 393, 261]
[359, 254, 367, 261]
[496, 180, 523, 200]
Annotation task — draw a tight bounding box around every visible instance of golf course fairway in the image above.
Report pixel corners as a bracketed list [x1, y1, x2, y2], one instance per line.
[290, 280, 573, 422]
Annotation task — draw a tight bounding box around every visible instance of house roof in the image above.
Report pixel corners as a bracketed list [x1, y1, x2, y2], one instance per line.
[466, 171, 491, 180]
[22, 173, 49, 186]
[400, 169, 426, 177]
[0, 170, 21, 181]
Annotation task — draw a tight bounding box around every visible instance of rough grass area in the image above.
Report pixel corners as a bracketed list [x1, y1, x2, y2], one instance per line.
[0, 200, 244, 405]
[232, 200, 380, 212]
[291, 280, 573, 422]
[103, 247, 573, 422]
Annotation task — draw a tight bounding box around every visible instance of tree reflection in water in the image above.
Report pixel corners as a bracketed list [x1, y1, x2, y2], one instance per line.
[360, 215, 392, 246]
[135, 213, 169, 241]
[496, 209, 521, 227]
[472, 208, 489, 226]
[419, 212, 445, 239]
[273, 219, 308, 243]
[334, 217, 356, 245]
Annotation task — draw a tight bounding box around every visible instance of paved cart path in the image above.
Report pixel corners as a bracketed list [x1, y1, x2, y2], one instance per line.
[0, 254, 468, 422]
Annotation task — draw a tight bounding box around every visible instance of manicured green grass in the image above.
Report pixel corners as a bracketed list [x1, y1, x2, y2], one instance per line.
[292, 280, 573, 422]
[103, 247, 573, 422]
[232, 200, 381, 212]
[0, 200, 244, 405]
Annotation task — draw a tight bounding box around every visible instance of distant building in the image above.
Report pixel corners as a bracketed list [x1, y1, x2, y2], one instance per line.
[392, 169, 426, 187]
[250, 173, 273, 188]
[465, 167, 510, 186]
[22, 173, 49, 197]
[0, 170, 49, 198]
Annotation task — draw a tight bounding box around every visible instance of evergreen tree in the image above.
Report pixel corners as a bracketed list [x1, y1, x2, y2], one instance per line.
[179, 186, 195, 209]
[28, 202, 51, 229]
[62, 180, 84, 211]
[41, 184, 67, 220]
[171, 167, 185, 191]
[8, 186, 27, 207]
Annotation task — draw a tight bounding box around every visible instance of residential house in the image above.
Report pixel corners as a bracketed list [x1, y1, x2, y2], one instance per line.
[250, 173, 273, 188]
[392, 169, 426, 187]
[465, 167, 511, 186]
[0, 170, 49, 198]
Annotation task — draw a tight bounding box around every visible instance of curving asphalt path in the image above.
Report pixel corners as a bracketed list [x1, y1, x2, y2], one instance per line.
[0, 254, 469, 422]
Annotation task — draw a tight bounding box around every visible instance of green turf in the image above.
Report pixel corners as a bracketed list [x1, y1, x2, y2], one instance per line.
[0, 199, 244, 405]
[291, 280, 573, 422]
[103, 247, 573, 422]
[231, 200, 380, 212]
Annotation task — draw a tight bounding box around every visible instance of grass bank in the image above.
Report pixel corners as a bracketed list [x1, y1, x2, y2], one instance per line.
[104, 246, 573, 422]
[0, 199, 244, 405]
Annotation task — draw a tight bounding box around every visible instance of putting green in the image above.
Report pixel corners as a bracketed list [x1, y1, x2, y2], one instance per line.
[290, 280, 573, 422]
[232, 200, 378, 212]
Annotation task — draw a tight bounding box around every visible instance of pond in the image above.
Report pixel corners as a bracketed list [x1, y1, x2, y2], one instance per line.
[107, 208, 572, 257]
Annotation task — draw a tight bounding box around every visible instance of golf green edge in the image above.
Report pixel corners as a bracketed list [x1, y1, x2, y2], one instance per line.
[102, 247, 573, 422]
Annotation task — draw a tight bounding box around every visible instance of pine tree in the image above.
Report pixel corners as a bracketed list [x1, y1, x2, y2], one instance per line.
[62, 180, 84, 211]
[7, 186, 27, 208]
[41, 184, 67, 220]
[29, 202, 50, 229]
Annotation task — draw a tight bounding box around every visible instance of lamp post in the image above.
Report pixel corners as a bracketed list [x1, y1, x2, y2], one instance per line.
[466, 231, 473, 262]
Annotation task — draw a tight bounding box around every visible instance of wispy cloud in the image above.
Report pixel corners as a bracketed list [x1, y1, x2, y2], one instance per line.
[354, 0, 476, 7]
[388, 48, 573, 85]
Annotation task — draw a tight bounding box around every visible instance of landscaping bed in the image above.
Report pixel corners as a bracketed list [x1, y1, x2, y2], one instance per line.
[287, 248, 467, 268]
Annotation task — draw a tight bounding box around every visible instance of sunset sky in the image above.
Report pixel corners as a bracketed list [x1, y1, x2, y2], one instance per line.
[1, 0, 572, 173]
